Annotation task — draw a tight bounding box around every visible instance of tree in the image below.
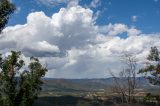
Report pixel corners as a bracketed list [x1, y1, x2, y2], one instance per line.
[110, 54, 137, 105]
[0, 1, 47, 106]
[139, 47, 160, 105]
[0, 0, 15, 33]
[0, 51, 47, 106]
[139, 46, 160, 86]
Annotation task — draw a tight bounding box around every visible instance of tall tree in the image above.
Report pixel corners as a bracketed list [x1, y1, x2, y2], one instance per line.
[0, 51, 47, 106]
[0, 0, 15, 33]
[110, 53, 137, 105]
[0, 1, 47, 106]
[139, 46, 160, 86]
[139, 47, 160, 105]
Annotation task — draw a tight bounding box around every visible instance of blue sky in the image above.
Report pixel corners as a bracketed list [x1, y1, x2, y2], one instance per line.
[9, 0, 160, 33]
[1, 0, 160, 78]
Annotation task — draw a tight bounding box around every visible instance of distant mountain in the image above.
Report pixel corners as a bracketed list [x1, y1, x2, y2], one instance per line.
[42, 77, 159, 92]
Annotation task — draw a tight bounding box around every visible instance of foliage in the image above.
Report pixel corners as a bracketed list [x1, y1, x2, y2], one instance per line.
[139, 46, 160, 105]
[139, 46, 160, 86]
[143, 93, 160, 106]
[0, 51, 47, 106]
[0, 1, 47, 106]
[0, 0, 15, 33]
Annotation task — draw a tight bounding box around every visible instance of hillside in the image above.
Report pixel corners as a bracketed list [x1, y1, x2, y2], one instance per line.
[42, 77, 159, 92]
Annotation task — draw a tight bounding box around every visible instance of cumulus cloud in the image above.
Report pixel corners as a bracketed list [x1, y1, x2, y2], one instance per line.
[98, 23, 141, 36]
[48, 34, 160, 78]
[0, 4, 160, 78]
[42, 35, 160, 78]
[1, 5, 97, 57]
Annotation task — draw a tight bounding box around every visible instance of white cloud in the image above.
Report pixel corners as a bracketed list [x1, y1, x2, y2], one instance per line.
[0, 4, 160, 78]
[36, 0, 67, 6]
[43, 34, 160, 78]
[132, 15, 138, 22]
[93, 10, 101, 21]
[127, 27, 141, 36]
[98, 23, 141, 36]
[1, 5, 97, 57]
[88, 0, 101, 8]
[67, 0, 79, 7]
[36, 0, 79, 7]
[154, 0, 158, 2]
[15, 7, 21, 14]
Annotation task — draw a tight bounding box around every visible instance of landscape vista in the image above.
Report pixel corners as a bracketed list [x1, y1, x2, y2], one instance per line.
[0, 0, 160, 106]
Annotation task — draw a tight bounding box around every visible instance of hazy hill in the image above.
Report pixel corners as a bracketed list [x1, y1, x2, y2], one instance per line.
[42, 77, 159, 92]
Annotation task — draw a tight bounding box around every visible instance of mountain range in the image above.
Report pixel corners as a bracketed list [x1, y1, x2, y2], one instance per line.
[42, 77, 159, 92]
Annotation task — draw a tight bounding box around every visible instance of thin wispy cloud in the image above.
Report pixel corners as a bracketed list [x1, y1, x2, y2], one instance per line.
[35, 0, 79, 7]
[85, 0, 101, 8]
[132, 15, 138, 22]
[36, 0, 67, 6]
[154, 0, 159, 2]
[15, 7, 21, 14]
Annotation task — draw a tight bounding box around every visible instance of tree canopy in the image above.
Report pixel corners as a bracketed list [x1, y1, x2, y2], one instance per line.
[0, 51, 47, 106]
[0, 1, 47, 105]
[0, 0, 15, 33]
[139, 46, 160, 86]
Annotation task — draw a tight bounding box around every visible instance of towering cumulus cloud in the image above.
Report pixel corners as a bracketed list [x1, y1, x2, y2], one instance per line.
[0, 4, 160, 78]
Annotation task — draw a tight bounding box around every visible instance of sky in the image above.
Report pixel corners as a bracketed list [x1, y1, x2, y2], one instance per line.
[0, 0, 160, 78]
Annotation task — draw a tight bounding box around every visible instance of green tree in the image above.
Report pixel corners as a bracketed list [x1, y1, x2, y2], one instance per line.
[0, 1, 47, 106]
[139, 47, 160, 105]
[139, 46, 160, 86]
[0, 51, 47, 106]
[0, 0, 15, 33]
